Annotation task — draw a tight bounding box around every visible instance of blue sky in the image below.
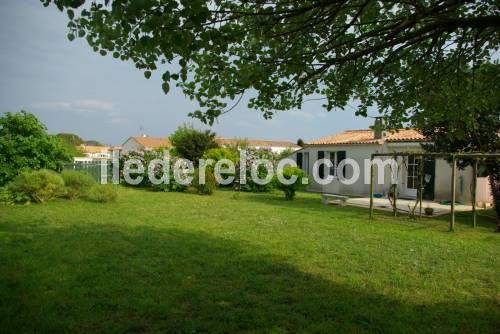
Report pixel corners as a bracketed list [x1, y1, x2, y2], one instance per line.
[0, 0, 374, 145]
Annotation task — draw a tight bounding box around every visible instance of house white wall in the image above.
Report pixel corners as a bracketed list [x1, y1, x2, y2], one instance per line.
[254, 145, 300, 154]
[289, 143, 492, 205]
[291, 144, 382, 196]
[434, 161, 492, 205]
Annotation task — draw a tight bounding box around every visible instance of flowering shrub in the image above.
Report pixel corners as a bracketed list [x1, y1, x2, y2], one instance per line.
[234, 149, 275, 192]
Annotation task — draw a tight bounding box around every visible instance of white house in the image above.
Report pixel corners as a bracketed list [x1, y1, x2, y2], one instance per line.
[290, 121, 492, 206]
[74, 145, 119, 164]
[121, 135, 171, 155]
[217, 137, 301, 154]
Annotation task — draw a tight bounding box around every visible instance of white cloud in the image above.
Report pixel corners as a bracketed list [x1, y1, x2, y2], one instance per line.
[32, 99, 114, 113]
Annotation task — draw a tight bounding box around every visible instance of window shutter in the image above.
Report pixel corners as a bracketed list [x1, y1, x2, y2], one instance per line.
[296, 152, 303, 170]
[317, 151, 325, 178]
[337, 150, 346, 178]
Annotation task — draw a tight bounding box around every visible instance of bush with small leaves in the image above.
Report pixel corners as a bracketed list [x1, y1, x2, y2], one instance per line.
[61, 170, 95, 199]
[0, 187, 14, 205]
[8, 169, 64, 204]
[191, 168, 216, 195]
[273, 166, 307, 200]
[86, 184, 118, 203]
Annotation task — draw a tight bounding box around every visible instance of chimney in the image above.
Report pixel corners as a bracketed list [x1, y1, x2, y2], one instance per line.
[373, 117, 385, 140]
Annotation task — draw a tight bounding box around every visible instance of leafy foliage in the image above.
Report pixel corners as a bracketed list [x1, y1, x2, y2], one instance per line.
[56, 133, 86, 157]
[191, 168, 217, 195]
[273, 166, 307, 200]
[235, 149, 275, 193]
[414, 63, 500, 231]
[119, 150, 186, 192]
[56, 132, 84, 146]
[8, 169, 65, 204]
[203, 147, 239, 165]
[61, 170, 95, 199]
[86, 184, 118, 203]
[0, 187, 15, 206]
[276, 148, 295, 161]
[169, 125, 218, 164]
[0, 111, 73, 186]
[42, 1, 499, 126]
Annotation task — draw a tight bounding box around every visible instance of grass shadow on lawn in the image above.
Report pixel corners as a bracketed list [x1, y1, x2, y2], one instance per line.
[1, 222, 498, 333]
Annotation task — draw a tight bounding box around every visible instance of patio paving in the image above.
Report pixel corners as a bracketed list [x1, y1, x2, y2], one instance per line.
[344, 197, 475, 216]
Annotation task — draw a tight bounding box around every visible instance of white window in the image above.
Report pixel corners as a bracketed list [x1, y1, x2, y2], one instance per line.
[327, 151, 346, 177]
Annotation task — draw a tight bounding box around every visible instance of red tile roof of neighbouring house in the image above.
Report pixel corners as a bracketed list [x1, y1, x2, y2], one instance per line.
[309, 129, 427, 145]
[132, 136, 171, 149]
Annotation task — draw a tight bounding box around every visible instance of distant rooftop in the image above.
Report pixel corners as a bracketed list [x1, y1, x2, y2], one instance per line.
[132, 136, 171, 149]
[217, 137, 300, 148]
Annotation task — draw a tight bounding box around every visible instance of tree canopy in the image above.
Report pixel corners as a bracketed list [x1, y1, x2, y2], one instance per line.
[415, 63, 500, 230]
[56, 132, 86, 157]
[56, 132, 84, 146]
[169, 124, 219, 164]
[0, 111, 73, 186]
[42, 0, 499, 126]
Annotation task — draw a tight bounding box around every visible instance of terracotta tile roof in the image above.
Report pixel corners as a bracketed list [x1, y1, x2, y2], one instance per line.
[132, 136, 171, 149]
[385, 129, 426, 142]
[79, 145, 111, 153]
[217, 137, 300, 149]
[309, 129, 426, 145]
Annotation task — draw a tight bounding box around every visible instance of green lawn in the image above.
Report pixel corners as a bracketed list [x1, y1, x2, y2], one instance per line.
[0, 188, 498, 333]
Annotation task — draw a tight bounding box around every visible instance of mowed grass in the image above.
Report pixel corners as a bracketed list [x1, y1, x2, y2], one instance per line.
[0, 187, 498, 333]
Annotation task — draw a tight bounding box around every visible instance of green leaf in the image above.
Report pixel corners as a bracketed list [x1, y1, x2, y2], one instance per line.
[78, 30, 85, 38]
[67, 33, 75, 41]
[144, 71, 152, 79]
[162, 82, 170, 94]
[99, 50, 107, 56]
[162, 71, 170, 81]
[67, 9, 74, 20]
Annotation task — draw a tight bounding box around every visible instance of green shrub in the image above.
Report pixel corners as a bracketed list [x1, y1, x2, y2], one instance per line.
[0, 186, 31, 205]
[203, 147, 239, 164]
[0, 187, 14, 205]
[273, 166, 307, 200]
[191, 168, 216, 195]
[169, 124, 218, 162]
[86, 185, 118, 203]
[8, 169, 64, 204]
[61, 170, 95, 199]
[234, 149, 275, 193]
[203, 147, 238, 187]
[150, 158, 188, 193]
[0, 111, 73, 186]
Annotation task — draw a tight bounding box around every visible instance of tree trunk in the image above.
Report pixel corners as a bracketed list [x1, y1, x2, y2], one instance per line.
[489, 174, 500, 232]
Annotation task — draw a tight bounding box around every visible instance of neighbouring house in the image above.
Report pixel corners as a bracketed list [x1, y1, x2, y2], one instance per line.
[121, 135, 171, 155]
[290, 119, 492, 206]
[217, 137, 301, 154]
[74, 145, 120, 164]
